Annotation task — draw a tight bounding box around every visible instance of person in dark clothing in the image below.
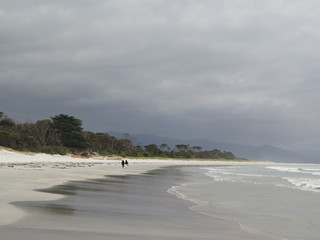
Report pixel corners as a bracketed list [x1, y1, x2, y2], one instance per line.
[121, 160, 125, 168]
[125, 160, 129, 167]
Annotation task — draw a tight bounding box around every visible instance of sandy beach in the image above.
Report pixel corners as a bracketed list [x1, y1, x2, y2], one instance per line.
[3, 148, 318, 240]
[0, 148, 260, 226]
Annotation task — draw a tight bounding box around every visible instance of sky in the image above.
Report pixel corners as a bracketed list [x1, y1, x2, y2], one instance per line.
[1, 0, 320, 153]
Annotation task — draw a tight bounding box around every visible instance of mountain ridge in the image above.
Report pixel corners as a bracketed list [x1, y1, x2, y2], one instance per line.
[108, 131, 318, 163]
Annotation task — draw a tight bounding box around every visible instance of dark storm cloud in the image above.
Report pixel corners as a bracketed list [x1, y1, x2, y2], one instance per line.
[1, 0, 320, 151]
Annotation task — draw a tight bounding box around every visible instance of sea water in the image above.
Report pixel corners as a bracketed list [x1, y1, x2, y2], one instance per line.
[169, 164, 320, 240]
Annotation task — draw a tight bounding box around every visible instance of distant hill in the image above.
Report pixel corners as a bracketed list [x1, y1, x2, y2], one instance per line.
[108, 131, 318, 163]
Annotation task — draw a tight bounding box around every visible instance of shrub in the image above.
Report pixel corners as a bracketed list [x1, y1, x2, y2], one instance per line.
[41, 146, 67, 155]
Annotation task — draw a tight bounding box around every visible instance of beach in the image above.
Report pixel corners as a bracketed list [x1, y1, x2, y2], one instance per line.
[1, 149, 320, 239]
[0, 149, 175, 226]
[0, 149, 252, 226]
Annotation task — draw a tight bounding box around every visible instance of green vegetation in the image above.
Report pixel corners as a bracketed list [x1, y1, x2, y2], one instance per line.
[0, 112, 237, 160]
[51, 114, 87, 149]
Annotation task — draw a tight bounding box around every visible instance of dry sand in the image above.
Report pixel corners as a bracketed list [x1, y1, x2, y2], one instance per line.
[0, 148, 268, 226]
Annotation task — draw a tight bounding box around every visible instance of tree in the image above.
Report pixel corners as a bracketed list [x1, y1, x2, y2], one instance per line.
[191, 146, 202, 152]
[144, 144, 160, 156]
[175, 144, 189, 152]
[132, 144, 144, 156]
[116, 138, 133, 152]
[0, 113, 16, 129]
[159, 143, 170, 152]
[51, 114, 87, 149]
[20, 120, 53, 146]
[0, 130, 19, 148]
[86, 132, 119, 153]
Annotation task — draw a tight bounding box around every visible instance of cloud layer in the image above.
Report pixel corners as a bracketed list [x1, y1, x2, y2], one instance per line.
[1, 0, 320, 151]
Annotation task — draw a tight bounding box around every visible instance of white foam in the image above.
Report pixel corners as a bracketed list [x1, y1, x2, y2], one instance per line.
[283, 177, 320, 192]
[298, 168, 320, 176]
[266, 166, 301, 173]
[167, 184, 208, 207]
[267, 166, 320, 176]
[202, 167, 264, 182]
[202, 168, 232, 182]
[235, 173, 264, 177]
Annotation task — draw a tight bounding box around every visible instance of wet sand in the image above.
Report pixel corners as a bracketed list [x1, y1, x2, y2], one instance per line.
[1, 166, 260, 240]
[0, 159, 169, 225]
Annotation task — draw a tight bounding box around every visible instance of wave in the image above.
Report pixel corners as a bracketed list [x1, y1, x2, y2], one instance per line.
[202, 167, 265, 184]
[167, 183, 208, 207]
[266, 166, 320, 192]
[282, 177, 320, 192]
[267, 166, 320, 176]
[202, 166, 320, 193]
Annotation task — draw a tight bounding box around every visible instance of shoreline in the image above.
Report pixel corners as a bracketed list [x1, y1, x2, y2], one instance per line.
[6, 165, 261, 240]
[0, 148, 305, 226]
[0, 157, 170, 225]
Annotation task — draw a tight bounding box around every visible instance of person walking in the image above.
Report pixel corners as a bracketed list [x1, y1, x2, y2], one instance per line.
[121, 160, 125, 168]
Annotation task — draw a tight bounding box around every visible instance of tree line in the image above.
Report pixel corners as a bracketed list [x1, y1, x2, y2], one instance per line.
[0, 112, 236, 160]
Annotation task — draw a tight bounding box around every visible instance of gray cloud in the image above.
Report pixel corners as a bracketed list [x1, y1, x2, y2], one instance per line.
[1, 0, 320, 152]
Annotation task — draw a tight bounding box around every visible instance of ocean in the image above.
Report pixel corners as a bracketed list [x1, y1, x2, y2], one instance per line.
[2, 164, 320, 239]
[170, 164, 320, 240]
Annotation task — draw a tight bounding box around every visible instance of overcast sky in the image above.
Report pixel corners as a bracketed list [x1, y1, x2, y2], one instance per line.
[1, 0, 320, 152]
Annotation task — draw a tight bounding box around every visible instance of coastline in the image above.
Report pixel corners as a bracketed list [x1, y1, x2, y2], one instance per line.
[0, 148, 277, 226]
[2, 149, 320, 239]
[3, 165, 266, 240]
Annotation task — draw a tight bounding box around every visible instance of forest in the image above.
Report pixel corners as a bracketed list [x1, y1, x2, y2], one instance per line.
[0, 112, 236, 160]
